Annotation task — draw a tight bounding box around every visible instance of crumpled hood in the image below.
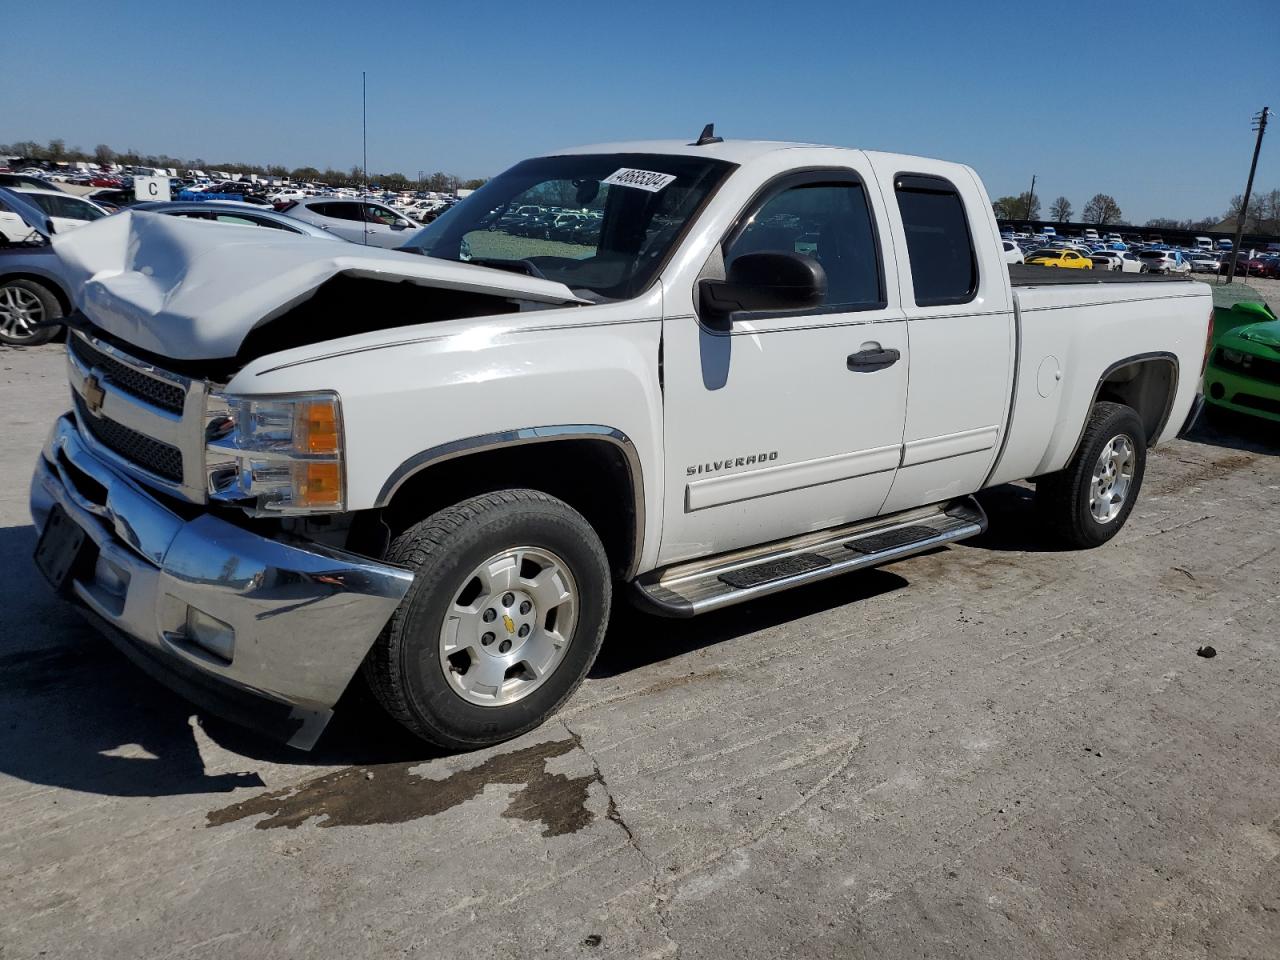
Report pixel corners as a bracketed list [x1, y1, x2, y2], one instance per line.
[50, 210, 587, 360]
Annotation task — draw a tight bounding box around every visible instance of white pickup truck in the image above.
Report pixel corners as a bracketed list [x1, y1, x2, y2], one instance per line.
[30, 135, 1213, 751]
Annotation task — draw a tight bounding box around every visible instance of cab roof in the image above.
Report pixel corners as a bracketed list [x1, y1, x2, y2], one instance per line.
[547, 138, 965, 175]
[549, 139, 850, 165]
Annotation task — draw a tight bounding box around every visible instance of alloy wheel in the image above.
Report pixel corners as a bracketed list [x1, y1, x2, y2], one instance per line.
[438, 546, 578, 706]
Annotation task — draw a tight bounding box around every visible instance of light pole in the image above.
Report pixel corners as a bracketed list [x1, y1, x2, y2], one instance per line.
[1224, 107, 1269, 285]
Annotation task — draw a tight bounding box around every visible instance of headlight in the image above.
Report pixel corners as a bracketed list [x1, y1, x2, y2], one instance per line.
[1221, 349, 1245, 364]
[205, 392, 345, 513]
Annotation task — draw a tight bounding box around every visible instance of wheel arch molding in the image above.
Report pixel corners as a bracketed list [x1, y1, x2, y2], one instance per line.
[1069, 351, 1180, 462]
[375, 425, 646, 580]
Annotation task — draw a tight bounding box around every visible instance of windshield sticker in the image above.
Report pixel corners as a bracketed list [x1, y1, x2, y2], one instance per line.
[602, 168, 677, 193]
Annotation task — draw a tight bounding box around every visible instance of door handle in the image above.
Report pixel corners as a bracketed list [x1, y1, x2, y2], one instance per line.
[846, 347, 901, 371]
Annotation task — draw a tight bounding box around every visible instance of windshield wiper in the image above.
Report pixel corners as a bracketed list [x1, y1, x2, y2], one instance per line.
[465, 257, 546, 280]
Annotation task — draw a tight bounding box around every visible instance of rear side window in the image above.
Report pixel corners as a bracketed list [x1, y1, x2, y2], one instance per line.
[315, 202, 361, 222]
[894, 174, 978, 307]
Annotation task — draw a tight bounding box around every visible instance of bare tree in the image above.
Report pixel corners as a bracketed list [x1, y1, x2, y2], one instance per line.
[1227, 188, 1280, 233]
[1049, 196, 1072, 222]
[93, 144, 114, 166]
[1081, 194, 1123, 225]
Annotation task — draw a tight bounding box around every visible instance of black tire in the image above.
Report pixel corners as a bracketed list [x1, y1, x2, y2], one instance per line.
[1035, 401, 1147, 548]
[0, 278, 62, 346]
[363, 489, 611, 750]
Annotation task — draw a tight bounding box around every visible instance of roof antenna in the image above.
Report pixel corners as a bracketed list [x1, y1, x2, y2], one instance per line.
[692, 123, 723, 146]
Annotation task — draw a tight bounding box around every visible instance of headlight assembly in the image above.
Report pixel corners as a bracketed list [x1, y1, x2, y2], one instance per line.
[205, 392, 345, 513]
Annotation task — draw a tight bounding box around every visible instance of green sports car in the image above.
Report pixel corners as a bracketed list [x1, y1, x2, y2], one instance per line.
[1204, 301, 1280, 425]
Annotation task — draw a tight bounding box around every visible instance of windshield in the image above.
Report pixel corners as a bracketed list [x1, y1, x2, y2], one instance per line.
[398, 153, 734, 299]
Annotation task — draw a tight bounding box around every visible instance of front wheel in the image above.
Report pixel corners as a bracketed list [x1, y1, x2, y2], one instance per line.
[0, 278, 62, 346]
[1035, 401, 1146, 548]
[363, 489, 612, 750]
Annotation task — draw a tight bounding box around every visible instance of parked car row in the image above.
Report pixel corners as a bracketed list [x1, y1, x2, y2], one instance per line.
[1004, 229, 1280, 276]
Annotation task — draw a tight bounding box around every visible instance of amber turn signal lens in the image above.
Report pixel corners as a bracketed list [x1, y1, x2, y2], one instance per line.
[297, 400, 340, 454]
[295, 460, 343, 509]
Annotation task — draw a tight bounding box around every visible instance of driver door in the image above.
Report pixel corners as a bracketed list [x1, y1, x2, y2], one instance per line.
[659, 168, 910, 565]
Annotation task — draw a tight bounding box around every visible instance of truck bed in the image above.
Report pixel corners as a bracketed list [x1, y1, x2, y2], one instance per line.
[1008, 264, 1198, 286]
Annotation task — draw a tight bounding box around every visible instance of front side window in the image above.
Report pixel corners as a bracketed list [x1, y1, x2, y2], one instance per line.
[723, 179, 884, 310]
[894, 175, 978, 306]
[364, 204, 400, 226]
[399, 153, 733, 300]
[317, 202, 362, 222]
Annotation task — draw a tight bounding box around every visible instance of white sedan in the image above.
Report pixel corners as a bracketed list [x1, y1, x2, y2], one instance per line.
[277, 197, 419, 247]
[1002, 239, 1024, 264]
[12, 188, 109, 234]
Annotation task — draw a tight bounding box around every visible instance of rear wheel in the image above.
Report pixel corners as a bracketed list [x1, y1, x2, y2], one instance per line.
[1035, 402, 1146, 548]
[363, 489, 611, 750]
[0, 278, 61, 346]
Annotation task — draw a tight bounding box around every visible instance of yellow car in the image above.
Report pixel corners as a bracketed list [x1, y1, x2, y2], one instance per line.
[1025, 248, 1093, 269]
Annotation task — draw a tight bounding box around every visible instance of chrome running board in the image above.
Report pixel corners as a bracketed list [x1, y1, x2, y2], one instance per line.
[633, 497, 987, 618]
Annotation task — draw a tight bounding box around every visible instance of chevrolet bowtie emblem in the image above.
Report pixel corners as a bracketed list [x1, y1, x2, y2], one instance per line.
[502, 614, 516, 635]
[83, 375, 106, 415]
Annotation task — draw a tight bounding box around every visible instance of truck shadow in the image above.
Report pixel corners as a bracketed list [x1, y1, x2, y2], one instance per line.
[964, 484, 1073, 554]
[592, 568, 909, 679]
[0, 522, 911, 797]
[1182, 414, 1279, 457]
[0, 523, 271, 797]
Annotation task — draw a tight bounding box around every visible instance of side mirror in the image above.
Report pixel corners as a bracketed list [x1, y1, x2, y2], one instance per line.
[391, 221, 408, 230]
[699, 251, 827, 320]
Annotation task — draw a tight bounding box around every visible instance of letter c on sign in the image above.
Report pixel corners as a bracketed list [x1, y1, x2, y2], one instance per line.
[148, 182, 159, 197]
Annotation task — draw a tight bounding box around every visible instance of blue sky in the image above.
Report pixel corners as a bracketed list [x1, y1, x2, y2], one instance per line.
[7, 0, 1277, 223]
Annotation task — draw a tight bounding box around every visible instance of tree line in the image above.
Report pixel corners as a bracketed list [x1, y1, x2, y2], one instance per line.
[0, 137, 487, 192]
[991, 192, 1123, 226]
[993, 185, 1280, 233]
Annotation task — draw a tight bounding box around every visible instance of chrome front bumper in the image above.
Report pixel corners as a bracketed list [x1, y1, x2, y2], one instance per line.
[30, 414, 414, 749]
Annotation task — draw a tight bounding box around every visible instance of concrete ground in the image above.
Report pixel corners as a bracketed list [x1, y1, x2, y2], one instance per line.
[1, 341, 1278, 960]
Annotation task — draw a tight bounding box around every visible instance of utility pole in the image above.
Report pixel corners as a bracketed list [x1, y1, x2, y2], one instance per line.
[361, 70, 369, 245]
[1025, 174, 1037, 224]
[1225, 106, 1269, 285]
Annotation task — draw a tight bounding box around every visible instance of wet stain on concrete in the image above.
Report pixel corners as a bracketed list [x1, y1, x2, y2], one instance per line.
[630, 667, 727, 699]
[207, 734, 599, 836]
[1148, 452, 1257, 496]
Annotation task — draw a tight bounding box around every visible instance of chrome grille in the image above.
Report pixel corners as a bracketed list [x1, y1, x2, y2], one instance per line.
[68, 335, 186, 413]
[67, 330, 210, 501]
[74, 394, 184, 482]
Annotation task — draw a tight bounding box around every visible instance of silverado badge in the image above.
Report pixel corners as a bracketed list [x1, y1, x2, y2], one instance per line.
[686, 451, 778, 476]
